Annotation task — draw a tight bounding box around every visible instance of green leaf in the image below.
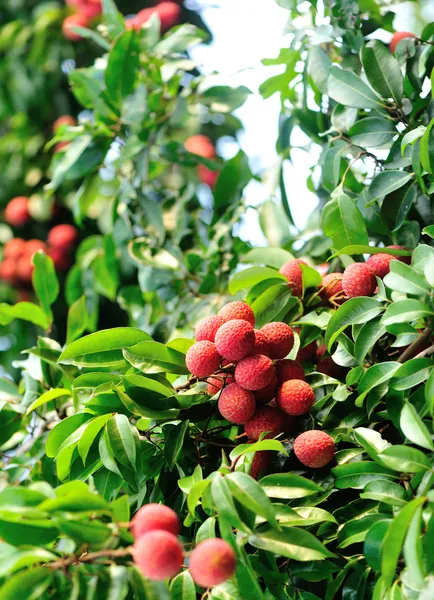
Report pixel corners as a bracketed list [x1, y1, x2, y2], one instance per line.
[330, 245, 411, 259]
[66, 296, 88, 344]
[226, 473, 279, 529]
[383, 260, 431, 295]
[169, 571, 196, 600]
[101, 0, 125, 38]
[425, 369, 434, 416]
[361, 40, 403, 103]
[39, 491, 110, 513]
[355, 362, 401, 406]
[123, 342, 188, 375]
[366, 171, 413, 205]
[381, 300, 434, 326]
[249, 527, 334, 561]
[322, 189, 369, 250]
[259, 474, 323, 499]
[332, 461, 397, 489]
[338, 514, 384, 548]
[211, 476, 248, 533]
[229, 267, 286, 295]
[309, 46, 332, 94]
[200, 85, 251, 113]
[327, 65, 383, 109]
[156, 23, 207, 54]
[0, 512, 59, 546]
[164, 420, 189, 469]
[378, 445, 431, 473]
[105, 30, 140, 106]
[32, 252, 59, 324]
[354, 317, 386, 364]
[26, 388, 72, 415]
[214, 151, 251, 214]
[364, 520, 390, 572]
[360, 480, 408, 507]
[326, 298, 383, 351]
[242, 248, 294, 270]
[391, 358, 434, 390]
[106, 414, 136, 470]
[0, 302, 50, 330]
[399, 402, 434, 450]
[420, 117, 434, 175]
[46, 414, 94, 458]
[78, 414, 113, 463]
[0, 567, 52, 600]
[348, 117, 396, 148]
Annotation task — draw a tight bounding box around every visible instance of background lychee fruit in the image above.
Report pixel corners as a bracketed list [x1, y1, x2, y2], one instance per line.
[293, 430, 335, 468]
[255, 374, 278, 404]
[53, 115, 76, 132]
[62, 13, 89, 41]
[207, 372, 235, 395]
[184, 135, 216, 159]
[218, 383, 256, 424]
[16, 257, 33, 283]
[366, 253, 394, 279]
[275, 359, 305, 383]
[249, 450, 272, 480]
[23, 240, 47, 256]
[251, 329, 270, 356]
[4, 196, 30, 227]
[195, 315, 225, 342]
[189, 538, 236, 588]
[279, 259, 306, 296]
[154, 1, 182, 31]
[218, 301, 255, 326]
[234, 354, 274, 391]
[320, 273, 344, 302]
[260, 322, 294, 359]
[342, 263, 376, 298]
[390, 31, 416, 53]
[133, 530, 183, 580]
[215, 319, 255, 361]
[198, 164, 218, 188]
[131, 503, 180, 540]
[0, 260, 17, 283]
[48, 224, 77, 250]
[244, 406, 286, 440]
[387, 245, 411, 265]
[4, 238, 25, 260]
[276, 380, 315, 416]
[186, 341, 221, 377]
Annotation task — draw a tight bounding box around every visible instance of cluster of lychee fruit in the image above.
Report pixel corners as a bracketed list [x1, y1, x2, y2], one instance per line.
[186, 301, 335, 471]
[184, 135, 219, 188]
[130, 503, 236, 587]
[126, 1, 181, 32]
[63, 0, 102, 41]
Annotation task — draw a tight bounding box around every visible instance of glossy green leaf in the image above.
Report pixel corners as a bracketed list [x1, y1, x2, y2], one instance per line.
[0, 567, 52, 600]
[327, 65, 383, 109]
[326, 298, 383, 351]
[249, 527, 334, 561]
[360, 480, 407, 507]
[229, 267, 286, 295]
[32, 252, 59, 324]
[164, 420, 189, 469]
[226, 473, 279, 529]
[378, 445, 431, 473]
[362, 40, 403, 102]
[122, 341, 188, 375]
[381, 300, 434, 325]
[26, 388, 71, 415]
[348, 117, 396, 148]
[106, 414, 136, 470]
[322, 189, 369, 250]
[259, 474, 323, 499]
[399, 402, 434, 450]
[169, 571, 196, 600]
[0, 302, 50, 330]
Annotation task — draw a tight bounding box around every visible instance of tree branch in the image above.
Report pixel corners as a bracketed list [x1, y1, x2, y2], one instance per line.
[45, 547, 132, 570]
[398, 327, 432, 363]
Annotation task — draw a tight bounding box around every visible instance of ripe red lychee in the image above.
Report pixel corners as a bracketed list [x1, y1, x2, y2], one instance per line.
[4, 196, 30, 227]
[255, 374, 278, 405]
[390, 31, 416, 53]
[53, 115, 76, 132]
[23, 240, 47, 256]
[4, 238, 25, 260]
[260, 322, 294, 359]
[387, 245, 411, 265]
[244, 406, 287, 440]
[154, 1, 182, 31]
[47, 224, 77, 251]
[214, 319, 255, 361]
[207, 372, 235, 394]
[275, 359, 305, 383]
[279, 259, 306, 297]
[131, 503, 180, 539]
[184, 135, 216, 159]
[249, 450, 272, 480]
[54, 142, 70, 153]
[198, 164, 219, 188]
[316, 345, 347, 380]
[293, 430, 335, 468]
[62, 13, 89, 41]
[218, 383, 256, 424]
[16, 257, 34, 283]
[186, 341, 221, 378]
[218, 301, 255, 326]
[251, 329, 270, 356]
[320, 272, 344, 302]
[189, 538, 236, 588]
[342, 263, 376, 298]
[0, 260, 17, 283]
[195, 315, 225, 342]
[133, 530, 183, 581]
[366, 253, 395, 279]
[276, 379, 315, 416]
[234, 354, 275, 391]
[48, 247, 70, 272]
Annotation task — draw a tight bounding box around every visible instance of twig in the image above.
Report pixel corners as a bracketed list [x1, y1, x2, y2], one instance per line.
[45, 547, 132, 570]
[398, 327, 432, 363]
[414, 343, 434, 359]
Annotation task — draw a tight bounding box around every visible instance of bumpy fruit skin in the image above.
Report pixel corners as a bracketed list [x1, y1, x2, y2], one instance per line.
[251, 329, 270, 356]
[207, 372, 235, 394]
[320, 273, 344, 301]
[0, 260, 17, 283]
[48, 224, 77, 250]
[387, 245, 411, 265]
[244, 406, 286, 440]
[195, 315, 225, 342]
[342, 263, 376, 298]
[234, 354, 275, 391]
[184, 135, 216, 159]
[293, 430, 335, 468]
[131, 503, 180, 539]
[250, 450, 272, 480]
[53, 115, 76, 132]
[218, 383, 256, 424]
[4, 238, 25, 260]
[276, 379, 315, 416]
[275, 359, 305, 383]
[255, 374, 278, 404]
[279, 259, 306, 297]
[133, 530, 183, 581]
[390, 31, 416, 53]
[62, 13, 89, 40]
[218, 301, 255, 326]
[189, 538, 236, 588]
[215, 319, 255, 361]
[186, 341, 221, 378]
[366, 253, 394, 279]
[4, 197, 30, 227]
[260, 322, 294, 359]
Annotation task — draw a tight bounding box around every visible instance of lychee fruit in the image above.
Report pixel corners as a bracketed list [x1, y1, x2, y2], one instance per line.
[154, 1, 181, 31]
[54, 142, 70, 153]
[390, 31, 416, 53]
[316, 345, 347, 380]
[195, 315, 225, 342]
[255, 374, 278, 405]
[234, 354, 275, 391]
[342, 263, 376, 298]
[218, 383, 256, 424]
[131, 503, 179, 540]
[186, 341, 221, 378]
[62, 13, 89, 41]
[0, 260, 17, 283]
[23, 239, 47, 256]
[214, 319, 255, 361]
[260, 322, 294, 359]
[276, 380, 315, 416]
[320, 272, 344, 302]
[4, 196, 30, 227]
[366, 253, 394, 279]
[133, 530, 183, 580]
[189, 538, 236, 588]
[251, 329, 270, 356]
[53, 115, 76, 132]
[249, 450, 272, 480]
[207, 372, 235, 395]
[244, 406, 287, 440]
[4, 238, 25, 260]
[275, 359, 305, 383]
[293, 430, 335, 468]
[48, 247, 70, 272]
[184, 135, 216, 159]
[387, 245, 411, 265]
[279, 259, 306, 297]
[47, 224, 77, 251]
[16, 256, 34, 283]
[218, 301, 255, 326]
[198, 165, 219, 188]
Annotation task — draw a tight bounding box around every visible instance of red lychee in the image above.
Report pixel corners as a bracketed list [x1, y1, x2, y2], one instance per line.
[133, 530, 183, 581]
[4, 196, 30, 227]
[16, 256, 34, 283]
[198, 164, 219, 188]
[189, 538, 236, 588]
[390, 31, 416, 53]
[218, 383, 256, 424]
[244, 406, 287, 441]
[234, 354, 275, 391]
[0, 260, 17, 283]
[275, 359, 305, 383]
[195, 315, 225, 342]
[131, 503, 180, 540]
[47, 224, 77, 251]
[184, 135, 216, 159]
[207, 372, 235, 395]
[387, 245, 411, 265]
[251, 329, 271, 356]
[260, 322, 294, 359]
[293, 430, 335, 468]
[62, 13, 89, 41]
[276, 379, 315, 416]
[154, 1, 181, 31]
[218, 301, 255, 326]
[320, 272, 344, 302]
[23, 240, 47, 256]
[214, 319, 255, 361]
[48, 247, 70, 272]
[249, 450, 272, 480]
[342, 263, 376, 298]
[186, 341, 221, 378]
[255, 374, 278, 405]
[54, 142, 70, 153]
[279, 259, 306, 297]
[53, 115, 76, 132]
[366, 253, 394, 279]
[4, 238, 25, 260]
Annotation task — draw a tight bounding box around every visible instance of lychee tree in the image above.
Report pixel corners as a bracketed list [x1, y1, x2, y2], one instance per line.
[1, 0, 434, 599]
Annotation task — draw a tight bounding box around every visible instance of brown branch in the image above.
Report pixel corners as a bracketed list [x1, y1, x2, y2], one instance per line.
[414, 343, 434, 360]
[45, 547, 132, 570]
[398, 327, 432, 363]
